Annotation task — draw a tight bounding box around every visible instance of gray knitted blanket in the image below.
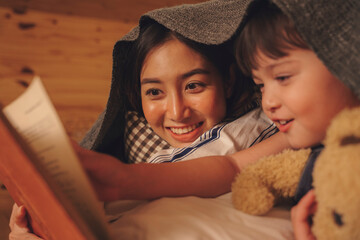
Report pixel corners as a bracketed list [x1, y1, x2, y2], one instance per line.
[81, 0, 359, 160]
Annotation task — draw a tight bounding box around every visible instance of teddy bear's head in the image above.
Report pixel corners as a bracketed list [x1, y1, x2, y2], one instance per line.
[312, 107, 360, 240]
[231, 106, 360, 239]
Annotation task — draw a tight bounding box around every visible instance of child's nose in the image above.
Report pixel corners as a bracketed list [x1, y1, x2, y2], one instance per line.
[262, 91, 281, 113]
[167, 94, 190, 121]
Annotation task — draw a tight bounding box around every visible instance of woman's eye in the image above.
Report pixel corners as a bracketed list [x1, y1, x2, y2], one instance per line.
[145, 89, 161, 96]
[185, 82, 205, 92]
[187, 83, 197, 89]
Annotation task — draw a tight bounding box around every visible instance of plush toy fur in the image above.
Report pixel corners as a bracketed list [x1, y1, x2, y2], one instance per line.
[231, 107, 360, 240]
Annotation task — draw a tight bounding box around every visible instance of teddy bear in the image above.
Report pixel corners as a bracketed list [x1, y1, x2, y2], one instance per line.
[231, 107, 360, 240]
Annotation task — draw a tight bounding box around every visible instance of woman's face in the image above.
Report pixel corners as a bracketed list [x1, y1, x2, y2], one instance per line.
[140, 38, 228, 148]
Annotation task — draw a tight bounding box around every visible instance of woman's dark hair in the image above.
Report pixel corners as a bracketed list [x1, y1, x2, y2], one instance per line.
[235, 0, 309, 77]
[126, 21, 256, 121]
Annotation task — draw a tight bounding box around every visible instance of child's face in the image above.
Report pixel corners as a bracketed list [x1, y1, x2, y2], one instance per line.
[252, 48, 360, 149]
[140, 39, 228, 148]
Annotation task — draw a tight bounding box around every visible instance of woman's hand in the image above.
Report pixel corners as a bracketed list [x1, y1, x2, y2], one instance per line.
[291, 190, 317, 240]
[9, 204, 42, 240]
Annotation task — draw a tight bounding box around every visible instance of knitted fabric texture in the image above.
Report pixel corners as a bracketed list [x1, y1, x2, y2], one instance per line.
[81, 0, 359, 162]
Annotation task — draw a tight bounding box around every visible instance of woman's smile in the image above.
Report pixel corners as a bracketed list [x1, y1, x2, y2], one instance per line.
[168, 122, 203, 135]
[166, 122, 204, 143]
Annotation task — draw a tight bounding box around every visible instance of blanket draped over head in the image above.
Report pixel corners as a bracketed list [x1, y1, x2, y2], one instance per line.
[80, 0, 359, 162]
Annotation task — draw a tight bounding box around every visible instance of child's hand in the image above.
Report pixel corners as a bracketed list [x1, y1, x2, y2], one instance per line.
[9, 204, 43, 240]
[291, 189, 317, 240]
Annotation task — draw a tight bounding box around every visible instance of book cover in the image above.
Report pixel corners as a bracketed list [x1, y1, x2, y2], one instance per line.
[0, 77, 112, 239]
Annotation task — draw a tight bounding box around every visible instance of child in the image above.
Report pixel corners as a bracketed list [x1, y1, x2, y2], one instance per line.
[234, 0, 359, 238]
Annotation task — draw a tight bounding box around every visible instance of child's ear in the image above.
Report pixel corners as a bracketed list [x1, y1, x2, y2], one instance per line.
[225, 64, 236, 98]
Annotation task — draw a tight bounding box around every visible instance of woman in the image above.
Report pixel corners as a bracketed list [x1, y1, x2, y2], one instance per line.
[9, 0, 293, 239]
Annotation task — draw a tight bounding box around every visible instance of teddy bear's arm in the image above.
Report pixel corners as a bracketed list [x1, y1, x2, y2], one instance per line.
[232, 148, 310, 215]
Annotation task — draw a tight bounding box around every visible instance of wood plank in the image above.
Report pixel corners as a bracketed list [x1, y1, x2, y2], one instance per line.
[0, 0, 206, 22]
[0, 7, 136, 141]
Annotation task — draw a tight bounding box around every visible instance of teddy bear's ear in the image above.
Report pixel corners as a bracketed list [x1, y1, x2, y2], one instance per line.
[324, 107, 360, 147]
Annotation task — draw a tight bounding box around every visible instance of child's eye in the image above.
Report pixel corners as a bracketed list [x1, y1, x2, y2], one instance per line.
[185, 82, 206, 93]
[276, 75, 290, 81]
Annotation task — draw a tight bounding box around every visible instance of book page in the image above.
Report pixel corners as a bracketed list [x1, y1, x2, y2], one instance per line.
[2, 76, 111, 239]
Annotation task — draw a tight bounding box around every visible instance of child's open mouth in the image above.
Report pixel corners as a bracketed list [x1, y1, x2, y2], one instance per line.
[278, 120, 293, 125]
[276, 119, 294, 132]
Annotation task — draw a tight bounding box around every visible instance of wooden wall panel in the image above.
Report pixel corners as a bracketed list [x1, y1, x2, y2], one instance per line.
[0, 7, 136, 141]
[0, 0, 206, 22]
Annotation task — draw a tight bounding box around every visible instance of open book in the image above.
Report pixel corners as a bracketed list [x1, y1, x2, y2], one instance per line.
[0, 77, 112, 239]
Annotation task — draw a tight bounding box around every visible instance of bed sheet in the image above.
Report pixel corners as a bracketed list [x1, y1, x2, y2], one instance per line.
[105, 193, 294, 240]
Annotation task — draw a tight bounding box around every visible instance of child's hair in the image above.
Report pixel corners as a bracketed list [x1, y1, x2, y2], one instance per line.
[235, 0, 309, 77]
[126, 21, 256, 121]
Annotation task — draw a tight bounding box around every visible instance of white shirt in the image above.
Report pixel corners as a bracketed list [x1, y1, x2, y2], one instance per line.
[148, 108, 276, 163]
